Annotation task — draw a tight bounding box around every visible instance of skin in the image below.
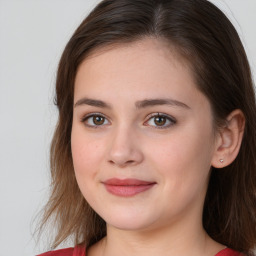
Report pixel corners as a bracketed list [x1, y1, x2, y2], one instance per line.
[71, 38, 244, 256]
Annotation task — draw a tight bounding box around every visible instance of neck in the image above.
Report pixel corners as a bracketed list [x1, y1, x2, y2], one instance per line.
[88, 216, 225, 256]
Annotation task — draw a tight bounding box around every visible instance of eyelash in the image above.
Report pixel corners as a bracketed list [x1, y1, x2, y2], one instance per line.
[80, 112, 176, 129]
[81, 112, 110, 128]
[144, 113, 176, 129]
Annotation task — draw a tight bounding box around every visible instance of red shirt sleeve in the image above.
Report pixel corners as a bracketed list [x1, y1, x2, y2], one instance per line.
[36, 247, 74, 256]
[37, 245, 86, 256]
[215, 248, 245, 256]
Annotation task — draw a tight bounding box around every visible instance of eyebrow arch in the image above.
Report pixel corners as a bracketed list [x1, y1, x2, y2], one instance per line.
[74, 97, 190, 110]
[135, 98, 190, 109]
[74, 98, 111, 108]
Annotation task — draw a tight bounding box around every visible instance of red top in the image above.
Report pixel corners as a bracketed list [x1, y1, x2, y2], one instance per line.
[37, 246, 244, 256]
[37, 246, 85, 256]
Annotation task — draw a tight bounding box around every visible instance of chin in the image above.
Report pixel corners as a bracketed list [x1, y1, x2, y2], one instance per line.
[103, 211, 159, 231]
[107, 220, 152, 231]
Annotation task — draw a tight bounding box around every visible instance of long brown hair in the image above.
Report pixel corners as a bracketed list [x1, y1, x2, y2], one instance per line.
[39, 0, 256, 254]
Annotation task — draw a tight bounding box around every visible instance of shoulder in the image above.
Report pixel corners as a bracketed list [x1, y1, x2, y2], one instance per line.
[36, 248, 74, 256]
[215, 248, 245, 256]
[36, 245, 86, 256]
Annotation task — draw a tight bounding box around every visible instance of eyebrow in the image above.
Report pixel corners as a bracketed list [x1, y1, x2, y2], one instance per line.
[74, 98, 111, 108]
[135, 99, 190, 109]
[74, 97, 190, 109]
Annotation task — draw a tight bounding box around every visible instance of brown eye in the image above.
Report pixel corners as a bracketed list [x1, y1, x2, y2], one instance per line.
[82, 114, 109, 127]
[93, 116, 105, 125]
[144, 113, 176, 129]
[154, 116, 167, 126]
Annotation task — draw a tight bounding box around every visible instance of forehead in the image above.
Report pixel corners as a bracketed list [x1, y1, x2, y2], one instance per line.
[74, 38, 206, 106]
[75, 38, 196, 89]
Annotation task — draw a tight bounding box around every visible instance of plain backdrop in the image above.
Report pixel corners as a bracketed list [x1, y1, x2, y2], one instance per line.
[0, 1, 255, 255]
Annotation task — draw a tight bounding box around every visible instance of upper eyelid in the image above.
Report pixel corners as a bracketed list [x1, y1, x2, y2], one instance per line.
[145, 112, 176, 122]
[80, 112, 110, 121]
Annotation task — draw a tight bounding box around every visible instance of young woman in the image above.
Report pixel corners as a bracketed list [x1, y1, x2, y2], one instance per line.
[37, 0, 256, 255]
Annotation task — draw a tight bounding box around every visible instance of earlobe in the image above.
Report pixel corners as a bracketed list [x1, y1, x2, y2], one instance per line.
[211, 109, 245, 169]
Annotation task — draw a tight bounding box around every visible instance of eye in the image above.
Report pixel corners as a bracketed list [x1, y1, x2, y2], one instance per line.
[144, 113, 176, 128]
[81, 113, 110, 127]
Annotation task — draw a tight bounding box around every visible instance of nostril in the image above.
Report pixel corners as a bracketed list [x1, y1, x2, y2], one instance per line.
[126, 160, 135, 164]
[108, 159, 135, 167]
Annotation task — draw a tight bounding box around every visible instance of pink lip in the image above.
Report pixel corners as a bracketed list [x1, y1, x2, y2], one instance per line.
[103, 178, 156, 197]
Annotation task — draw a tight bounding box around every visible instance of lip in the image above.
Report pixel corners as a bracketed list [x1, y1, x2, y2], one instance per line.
[102, 178, 156, 197]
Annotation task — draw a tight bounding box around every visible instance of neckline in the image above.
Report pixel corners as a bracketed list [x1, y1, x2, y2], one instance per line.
[76, 245, 240, 256]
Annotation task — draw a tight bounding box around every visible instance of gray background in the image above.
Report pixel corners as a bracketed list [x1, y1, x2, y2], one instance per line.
[0, 1, 255, 255]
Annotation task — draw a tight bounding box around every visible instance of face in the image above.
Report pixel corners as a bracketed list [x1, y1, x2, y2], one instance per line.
[71, 39, 217, 232]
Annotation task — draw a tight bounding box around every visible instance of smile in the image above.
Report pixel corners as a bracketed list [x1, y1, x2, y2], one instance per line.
[102, 178, 156, 197]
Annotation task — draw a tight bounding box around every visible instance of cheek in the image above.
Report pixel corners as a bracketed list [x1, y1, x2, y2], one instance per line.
[71, 126, 105, 178]
[147, 125, 214, 192]
[71, 127, 108, 205]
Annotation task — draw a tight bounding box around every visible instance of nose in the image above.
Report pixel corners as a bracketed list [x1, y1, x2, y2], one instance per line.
[107, 126, 144, 167]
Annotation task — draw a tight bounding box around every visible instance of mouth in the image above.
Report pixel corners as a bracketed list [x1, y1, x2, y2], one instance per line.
[102, 178, 156, 197]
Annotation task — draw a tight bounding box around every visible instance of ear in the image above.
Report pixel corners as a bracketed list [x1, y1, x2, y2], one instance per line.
[211, 109, 245, 168]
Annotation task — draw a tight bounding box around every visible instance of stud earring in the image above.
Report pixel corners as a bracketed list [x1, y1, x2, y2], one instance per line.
[219, 159, 224, 163]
